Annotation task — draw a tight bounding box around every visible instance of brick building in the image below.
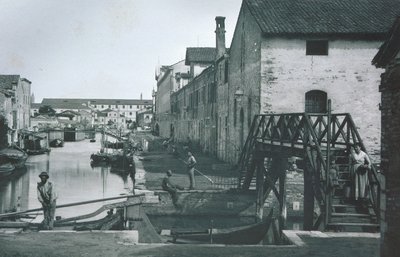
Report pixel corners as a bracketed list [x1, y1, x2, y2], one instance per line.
[225, 0, 400, 163]
[372, 17, 400, 257]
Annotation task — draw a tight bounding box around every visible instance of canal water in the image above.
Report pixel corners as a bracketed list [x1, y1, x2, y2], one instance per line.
[0, 134, 132, 219]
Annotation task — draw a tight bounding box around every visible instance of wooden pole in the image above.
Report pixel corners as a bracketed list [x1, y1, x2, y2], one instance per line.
[0, 194, 143, 218]
[279, 166, 287, 234]
[325, 99, 332, 227]
[255, 154, 264, 221]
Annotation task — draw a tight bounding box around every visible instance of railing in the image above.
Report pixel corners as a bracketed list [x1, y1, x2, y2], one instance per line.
[237, 112, 381, 222]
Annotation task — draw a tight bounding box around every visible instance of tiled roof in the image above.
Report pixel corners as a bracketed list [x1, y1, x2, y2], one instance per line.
[58, 110, 81, 116]
[40, 99, 91, 110]
[41, 98, 153, 109]
[0, 75, 20, 90]
[185, 47, 216, 65]
[245, 0, 400, 35]
[373, 17, 400, 67]
[31, 103, 42, 109]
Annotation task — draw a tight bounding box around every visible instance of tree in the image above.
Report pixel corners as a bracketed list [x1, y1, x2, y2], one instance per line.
[38, 105, 56, 116]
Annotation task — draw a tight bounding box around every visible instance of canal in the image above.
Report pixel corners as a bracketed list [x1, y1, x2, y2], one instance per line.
[0, 134, 132, 219]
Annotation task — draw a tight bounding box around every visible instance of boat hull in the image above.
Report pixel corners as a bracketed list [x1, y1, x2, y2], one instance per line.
[0, 148, 28, 168]
[171, 210, 273, 244]
[0, 163, 16, 177]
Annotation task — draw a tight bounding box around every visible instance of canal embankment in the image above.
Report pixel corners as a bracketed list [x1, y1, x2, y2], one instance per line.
[0, 229, 379, 257]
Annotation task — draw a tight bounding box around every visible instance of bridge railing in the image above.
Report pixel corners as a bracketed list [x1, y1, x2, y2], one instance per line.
[238, 112, 380, 222]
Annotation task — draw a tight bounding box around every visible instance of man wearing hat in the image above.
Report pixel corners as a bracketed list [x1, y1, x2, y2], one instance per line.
[37, 171, 57, 230]
[162, 170, 183, 205]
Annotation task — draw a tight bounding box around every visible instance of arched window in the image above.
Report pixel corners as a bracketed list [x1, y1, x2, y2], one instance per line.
[305, 90, 327, 113]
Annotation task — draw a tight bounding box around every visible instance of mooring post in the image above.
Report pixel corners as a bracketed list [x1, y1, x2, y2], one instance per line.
[303, 155, 315, 230]
[255, 153, 265, 221]
[279, 167, 287, 234]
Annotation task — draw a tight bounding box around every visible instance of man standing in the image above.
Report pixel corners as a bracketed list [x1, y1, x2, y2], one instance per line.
[186, 151, 196, 190]
[37, 171, 57, 230]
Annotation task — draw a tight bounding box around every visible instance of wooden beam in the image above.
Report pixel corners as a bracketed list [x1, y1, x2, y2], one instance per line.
[255, 157, 265, 221]
[303, 155, 315, 231]
[0, 194, 143, 219]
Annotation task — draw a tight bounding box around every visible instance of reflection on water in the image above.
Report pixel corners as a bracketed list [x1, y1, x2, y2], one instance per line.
[0, 134, 132, 219]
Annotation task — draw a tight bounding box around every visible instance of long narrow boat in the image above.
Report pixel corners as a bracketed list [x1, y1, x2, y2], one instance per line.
[0, 147, 28, 168]
[170, 210, 273, 244]
[0, 163, 15, 177]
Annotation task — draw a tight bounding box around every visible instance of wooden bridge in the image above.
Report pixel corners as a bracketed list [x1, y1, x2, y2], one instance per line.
[237, 111, 381, 233]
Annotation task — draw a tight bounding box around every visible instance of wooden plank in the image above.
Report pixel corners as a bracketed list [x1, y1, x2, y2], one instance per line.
[0, 221, 29, 228]
[0, 194, 143, 219]
[55, 200, 141, 224]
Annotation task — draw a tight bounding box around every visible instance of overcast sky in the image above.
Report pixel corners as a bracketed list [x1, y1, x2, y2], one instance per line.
[0, 0, 242, 102]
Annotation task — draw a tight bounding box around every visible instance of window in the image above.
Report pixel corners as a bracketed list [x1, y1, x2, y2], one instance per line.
[306, 40, 328, 55]
[130, 105, 132, 109]
[122, 105, 125, 109]
[129, 112, 132, 115]
[115, 105, 118, 108]
[137, 105, 140, 109]
[108, 105, 111, 108]
[101, 105, 104, 108]
[305, 90, 327, 113]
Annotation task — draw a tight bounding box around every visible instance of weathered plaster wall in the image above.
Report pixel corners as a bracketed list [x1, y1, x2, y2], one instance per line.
[260, 38, 383, 161]
[226, 4, 262, 163]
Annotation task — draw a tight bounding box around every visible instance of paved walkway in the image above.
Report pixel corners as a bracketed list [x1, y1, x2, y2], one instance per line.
[0, 230, 380, 257]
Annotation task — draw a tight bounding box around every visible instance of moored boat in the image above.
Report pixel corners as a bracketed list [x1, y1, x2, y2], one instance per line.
[26, 148, 51, 155]
[170, 209, 273, 244]
[49, 139, 64, 147]
[0, 163, 16, 177]
[0, 147, 28, 168]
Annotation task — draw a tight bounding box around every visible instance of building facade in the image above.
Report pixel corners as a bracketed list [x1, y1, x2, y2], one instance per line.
[0, 75, 31, 145]
[224, 0, 400, 163]
[155, 60, 190, 137]
[372, 17, 400, 257]
[154, 0, 400, 167]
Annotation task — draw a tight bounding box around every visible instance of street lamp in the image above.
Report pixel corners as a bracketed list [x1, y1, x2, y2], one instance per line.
[234, 88, 244, 102]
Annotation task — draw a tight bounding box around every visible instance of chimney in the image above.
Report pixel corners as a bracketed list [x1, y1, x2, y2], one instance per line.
[215, 16, 226, 58]
[140, 93, 143, 100]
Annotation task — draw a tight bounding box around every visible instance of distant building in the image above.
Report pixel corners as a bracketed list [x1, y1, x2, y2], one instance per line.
[30, 115, 59, 129]
[0, 75, 31, 145]
[155, 60, 190, 137]
[36, 98, 152, 130]
[30, 103, 42, 117]
[136, 107, 153, 129]
[40, 98, 152, 124]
